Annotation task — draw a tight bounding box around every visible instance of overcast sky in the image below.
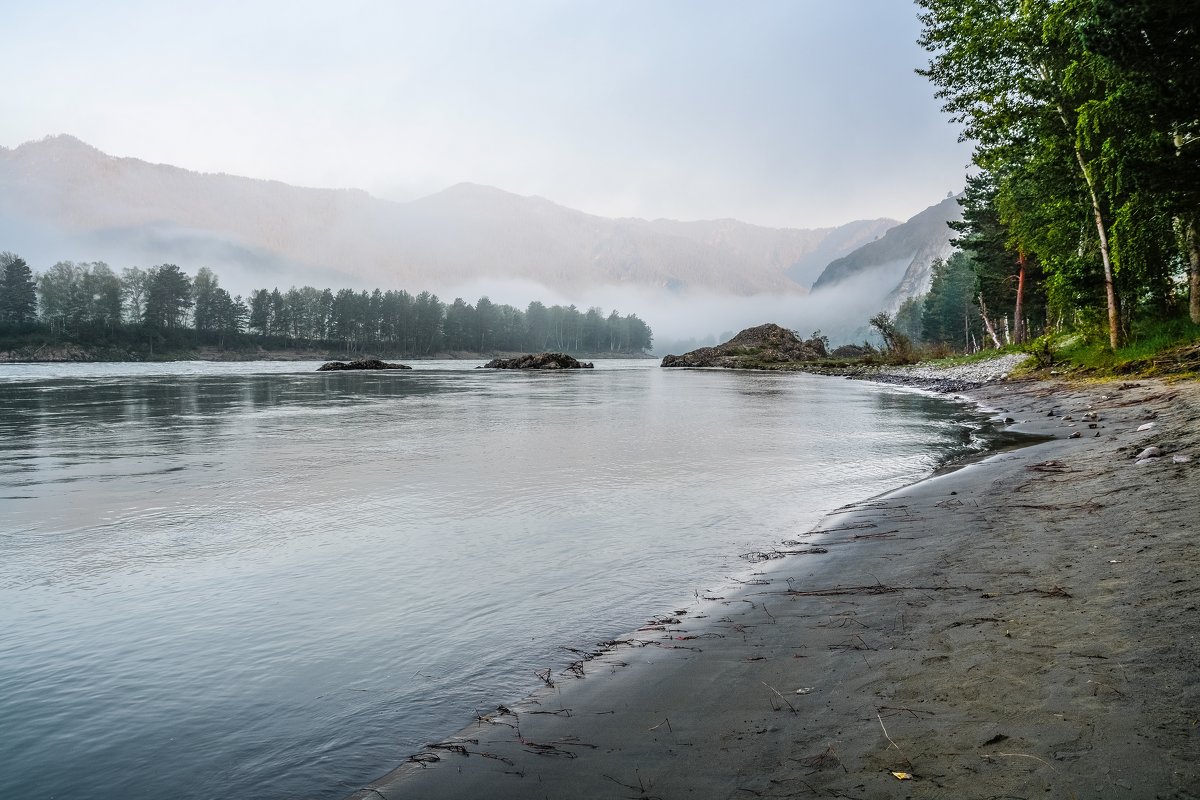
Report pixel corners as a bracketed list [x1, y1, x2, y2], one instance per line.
[4, 0, 971, 229]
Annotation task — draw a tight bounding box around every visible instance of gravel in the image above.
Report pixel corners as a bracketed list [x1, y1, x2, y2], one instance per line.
[859, 352, 1032, 393]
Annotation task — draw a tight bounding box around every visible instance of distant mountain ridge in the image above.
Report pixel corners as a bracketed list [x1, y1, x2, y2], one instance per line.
[811, 195, 963, 309]
[0, 135, 899, 297]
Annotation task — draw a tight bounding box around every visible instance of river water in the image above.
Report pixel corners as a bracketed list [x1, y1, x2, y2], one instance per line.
[0, 360, 997, 799]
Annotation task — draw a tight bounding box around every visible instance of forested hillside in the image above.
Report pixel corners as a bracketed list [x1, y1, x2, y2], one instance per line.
[0, 254, 652, 359]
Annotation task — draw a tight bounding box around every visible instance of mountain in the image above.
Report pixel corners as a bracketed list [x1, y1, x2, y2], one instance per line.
[810, 195, 962, 309]
[0, 135, 899, 298]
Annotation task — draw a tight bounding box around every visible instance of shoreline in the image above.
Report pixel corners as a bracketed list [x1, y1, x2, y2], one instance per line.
[346, 373, 1199, 799]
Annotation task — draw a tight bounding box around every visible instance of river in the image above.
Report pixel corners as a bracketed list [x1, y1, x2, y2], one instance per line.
[0, 359, 997, 799]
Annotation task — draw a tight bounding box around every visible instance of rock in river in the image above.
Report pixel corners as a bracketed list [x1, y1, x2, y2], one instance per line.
[661, 323, 827, 369]
[481, 353, 594, 369]
[317, 359, 412, 371]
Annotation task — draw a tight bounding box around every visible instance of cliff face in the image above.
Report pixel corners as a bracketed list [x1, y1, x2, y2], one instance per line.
[661, 323, 827, 369]
[810, 196, 962, 308]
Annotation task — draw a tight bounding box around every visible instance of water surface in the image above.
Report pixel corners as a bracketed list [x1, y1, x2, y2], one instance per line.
[0, 360, 996, 799]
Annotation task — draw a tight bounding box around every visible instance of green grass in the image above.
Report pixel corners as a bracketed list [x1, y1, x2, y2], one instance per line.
[1043, 318, 1200, 377]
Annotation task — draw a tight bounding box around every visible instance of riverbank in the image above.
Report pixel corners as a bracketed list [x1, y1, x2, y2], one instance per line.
[349, 373, 1199, 799]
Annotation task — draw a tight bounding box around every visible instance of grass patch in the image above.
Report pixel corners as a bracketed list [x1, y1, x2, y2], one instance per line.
[1043, 318, 1200, 377]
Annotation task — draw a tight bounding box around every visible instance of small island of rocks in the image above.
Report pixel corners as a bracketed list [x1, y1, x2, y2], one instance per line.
[317, 358, 412, 371]
[481, 353, 594, 369]
[661, 323, 829, 369]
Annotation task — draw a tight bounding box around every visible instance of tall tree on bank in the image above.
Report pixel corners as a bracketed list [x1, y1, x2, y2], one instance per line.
[143, 264, 193, 329]
[0, 252, 38, 326]
[1081, 0, 1200, 323]
[917, 0, 1124, 348]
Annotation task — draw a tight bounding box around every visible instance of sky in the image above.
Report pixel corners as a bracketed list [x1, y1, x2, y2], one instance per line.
[3, 0, 972, 229]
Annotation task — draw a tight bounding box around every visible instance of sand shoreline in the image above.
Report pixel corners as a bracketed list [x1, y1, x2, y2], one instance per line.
[348, 374, 1199, 799]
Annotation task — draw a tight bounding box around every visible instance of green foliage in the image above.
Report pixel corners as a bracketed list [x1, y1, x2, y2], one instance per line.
[143, 264, 193, 329]
[1051, 317, 1200, 374]
[0, 252, 38, 327]
[38, 261, 123, 333]
[921, 253, 980, 349]
[868, 311, 914, 362]
[892, 298, 925, 344]
[917, 0, 1200, 348]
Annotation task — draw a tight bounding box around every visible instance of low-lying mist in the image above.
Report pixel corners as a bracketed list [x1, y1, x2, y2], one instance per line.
[435, 265, 908, 355]
[2, 211, 906, 355]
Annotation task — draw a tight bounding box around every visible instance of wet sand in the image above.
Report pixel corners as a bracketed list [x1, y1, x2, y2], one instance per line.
[349, 376, 1200, 799]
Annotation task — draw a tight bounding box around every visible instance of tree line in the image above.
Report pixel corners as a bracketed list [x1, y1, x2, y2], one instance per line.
[0, 253, 653, 356]
[905, 1, 1199, 352]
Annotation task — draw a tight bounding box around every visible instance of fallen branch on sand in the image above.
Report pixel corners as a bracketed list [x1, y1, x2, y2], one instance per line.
[783, 583, 978, 598]
[763, 681, 798, 713]
[877, 711, 913, 770]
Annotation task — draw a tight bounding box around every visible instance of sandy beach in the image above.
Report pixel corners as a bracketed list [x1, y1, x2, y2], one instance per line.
[349, 374, 1199, 800]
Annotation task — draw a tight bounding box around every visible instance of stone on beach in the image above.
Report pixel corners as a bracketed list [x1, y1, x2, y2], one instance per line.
[1135, 446, 1163, 459]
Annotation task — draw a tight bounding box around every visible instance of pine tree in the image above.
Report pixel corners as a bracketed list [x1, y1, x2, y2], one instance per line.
[0, 252, 38, 326]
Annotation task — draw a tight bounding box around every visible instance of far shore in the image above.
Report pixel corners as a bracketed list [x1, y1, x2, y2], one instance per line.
[346, 372, 1199, 799]
[0, 344, 656, 364]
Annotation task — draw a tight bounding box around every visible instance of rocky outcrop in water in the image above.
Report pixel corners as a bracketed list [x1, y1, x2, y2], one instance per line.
[481, 353, 594, 369]
[317, 359, 412, 371]
[661, 324, 827, 369]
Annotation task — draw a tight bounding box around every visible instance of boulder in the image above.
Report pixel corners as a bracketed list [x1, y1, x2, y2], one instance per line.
[481, 353, 594, 369]
[830, 343, 873, 359]
[661, 323, 827, 369]
[317, 359, 412, 371]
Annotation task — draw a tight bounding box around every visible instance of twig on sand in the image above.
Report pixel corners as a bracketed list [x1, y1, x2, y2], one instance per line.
[1016, 586, 1073, 599]
[407, 752, 440, 766]
[603, 769, 664, 799]
[877, 712, 913, 769]
[649, 717, 673, 732]
[794, 745, 849, 774]
[728, 575, 771, 586]
[878, 705, 935, 719]
[479, 751, 515, 766]
[763, 682, 798, 713]
[785, 583, 977, 598]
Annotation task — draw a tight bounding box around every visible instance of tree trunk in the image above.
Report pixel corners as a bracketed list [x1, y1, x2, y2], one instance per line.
[1073, 149, 1121, 348]
[1013, 251, 1027, 344]
[1054, 96, 1121, 349]
[977, 293, 1004, 349]
[1188, 214, 1200, 325]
